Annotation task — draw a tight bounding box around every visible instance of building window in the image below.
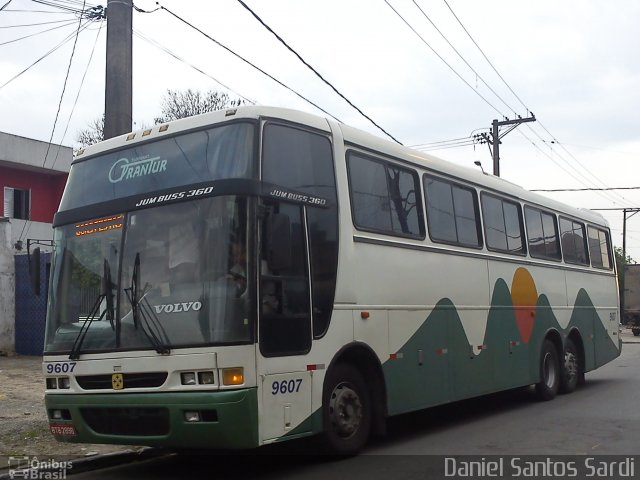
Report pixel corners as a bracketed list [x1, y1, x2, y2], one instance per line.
[3, 187, 30, 219]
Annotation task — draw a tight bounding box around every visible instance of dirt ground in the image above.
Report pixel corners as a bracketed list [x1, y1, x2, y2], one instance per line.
[0, 355, 132, 462]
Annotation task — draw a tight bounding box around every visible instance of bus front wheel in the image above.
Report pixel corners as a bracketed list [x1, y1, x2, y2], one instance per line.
[535, 339, 560, 401]
[322, 363, 372, 455]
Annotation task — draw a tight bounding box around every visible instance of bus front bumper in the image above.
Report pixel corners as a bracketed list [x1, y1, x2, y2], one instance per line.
[45, 389, 259, 450]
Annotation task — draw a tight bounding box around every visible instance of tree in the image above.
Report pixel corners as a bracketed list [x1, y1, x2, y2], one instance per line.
[75, 114, 105, 149]
[75, 89, 244, 148]
[615, 246, 635, 314]
[153, 89, 244, 125]
[614, 246, 634, 274]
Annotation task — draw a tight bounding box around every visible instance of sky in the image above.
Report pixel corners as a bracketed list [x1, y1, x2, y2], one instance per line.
[1, 0, 640, 259]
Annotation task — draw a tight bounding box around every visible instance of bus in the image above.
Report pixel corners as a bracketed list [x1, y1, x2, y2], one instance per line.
[42, 106, 621, 454]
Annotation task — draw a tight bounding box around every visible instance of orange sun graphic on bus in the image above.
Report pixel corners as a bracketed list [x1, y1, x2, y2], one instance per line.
[510, 268, 538, 344]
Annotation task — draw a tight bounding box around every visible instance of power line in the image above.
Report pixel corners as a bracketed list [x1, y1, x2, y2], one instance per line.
[155, 2, 343, 124]
[50, 18, 104, 169]
[0, 18, 74, 27]
[411, 0, 519, 117]
[19, 9, 92, 244]
[0, 0, 13, 11]
[0, 19, 91, 89]
[384, 2, 600, 186]
[0, 18, 78, 46]
[441, 0, 629, 207]
[41, 7, 88, 171]
[442, 0, 530, 115]
[235, 0, 401, 144]
[1, 9, 78, 13]
[31, 0, 98, 16]
[133, 29, 256, 105]
[415, 140, 476, 152]
[410, 135, 473, 148]
[531, 186, 640, 193]
[384, 0, 504, 116]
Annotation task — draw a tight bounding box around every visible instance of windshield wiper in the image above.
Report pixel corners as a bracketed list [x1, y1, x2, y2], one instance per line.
[125, 253, 171, 354]
[68, 259, 115, 360]
[103, 258, 115, 330]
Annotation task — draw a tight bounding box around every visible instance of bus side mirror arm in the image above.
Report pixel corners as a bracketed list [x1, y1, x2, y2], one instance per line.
[29, 246, 41, 296]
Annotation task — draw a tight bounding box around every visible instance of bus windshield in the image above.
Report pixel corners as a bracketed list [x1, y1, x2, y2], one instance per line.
[45, 195, 251, 354]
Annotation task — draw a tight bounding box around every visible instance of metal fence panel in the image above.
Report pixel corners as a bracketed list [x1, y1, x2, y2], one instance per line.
[14, 253, 50, 356]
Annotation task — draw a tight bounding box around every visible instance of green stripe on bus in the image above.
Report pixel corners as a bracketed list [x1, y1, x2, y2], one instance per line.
[45, 388, 259, 449]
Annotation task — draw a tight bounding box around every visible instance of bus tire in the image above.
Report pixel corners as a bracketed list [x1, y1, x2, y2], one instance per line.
[321, 363, 371, 456]
[559, 338, 580, 394]
[535, 339, 560, 401]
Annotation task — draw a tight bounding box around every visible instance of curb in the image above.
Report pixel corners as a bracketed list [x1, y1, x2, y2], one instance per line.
[0, 447, 167, 479]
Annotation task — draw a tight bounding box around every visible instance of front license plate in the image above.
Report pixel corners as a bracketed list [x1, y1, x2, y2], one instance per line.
[49, 422, 77, 436]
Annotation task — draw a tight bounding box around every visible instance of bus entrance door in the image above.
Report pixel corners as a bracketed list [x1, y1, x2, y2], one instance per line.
[257, 202, 314, 443]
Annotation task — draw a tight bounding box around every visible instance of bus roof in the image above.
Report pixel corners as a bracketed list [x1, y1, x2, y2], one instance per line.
[74, 105, 608, 228]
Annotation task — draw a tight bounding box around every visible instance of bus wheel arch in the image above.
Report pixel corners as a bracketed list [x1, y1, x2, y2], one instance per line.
[535, 331, 562, 401]
[321, 343, 387, 454]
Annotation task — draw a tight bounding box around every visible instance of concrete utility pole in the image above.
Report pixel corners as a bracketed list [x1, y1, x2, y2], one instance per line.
[104, 0, 133, 140]
[479, 115, 536, 176]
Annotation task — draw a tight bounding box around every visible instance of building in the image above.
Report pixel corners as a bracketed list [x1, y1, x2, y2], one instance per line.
[0, 131, 71, 353]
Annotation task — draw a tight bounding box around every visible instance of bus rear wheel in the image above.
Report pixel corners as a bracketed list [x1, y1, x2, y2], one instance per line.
[322, 363, 371, 456]
[560, 338, 580, 394]
[535, 339, 560, 401]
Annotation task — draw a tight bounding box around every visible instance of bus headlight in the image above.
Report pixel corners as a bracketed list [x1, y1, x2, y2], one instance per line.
[221, 367, 244, 386]
[46, 378, 57, 389]
[197, 371, 215, 385]
[180, 372, 197, 385]
[184, 411, 201, 422]
[58, 377, 70, 389]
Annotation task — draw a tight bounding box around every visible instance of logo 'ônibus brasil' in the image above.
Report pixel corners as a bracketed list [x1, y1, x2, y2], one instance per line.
[109, 156, 167, 184]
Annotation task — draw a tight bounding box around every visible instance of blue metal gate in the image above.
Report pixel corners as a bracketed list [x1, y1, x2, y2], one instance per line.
[14, 253, 50, 355]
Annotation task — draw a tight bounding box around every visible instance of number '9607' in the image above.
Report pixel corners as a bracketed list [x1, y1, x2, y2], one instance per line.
[45, 362, 76, 374]
[271, 379, 302, 395]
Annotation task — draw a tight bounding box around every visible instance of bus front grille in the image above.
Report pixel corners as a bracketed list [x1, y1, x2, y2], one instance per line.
[76, 372, 168, 390]
[80, 407, 169, 436]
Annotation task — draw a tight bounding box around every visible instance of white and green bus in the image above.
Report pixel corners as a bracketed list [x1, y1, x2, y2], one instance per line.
[43, 106, 621, 454]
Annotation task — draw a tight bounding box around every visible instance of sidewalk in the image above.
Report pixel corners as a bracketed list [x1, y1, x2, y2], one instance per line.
[620, 326, 640, 343]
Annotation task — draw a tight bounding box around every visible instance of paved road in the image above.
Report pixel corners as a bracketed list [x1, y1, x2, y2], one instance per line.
[64, 343, 639, 480]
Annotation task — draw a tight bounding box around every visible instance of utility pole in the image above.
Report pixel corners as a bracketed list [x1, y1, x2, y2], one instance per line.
[478, 115, 536, 176]
[104, 0, 133, 140]
[621, 208, 640, 318]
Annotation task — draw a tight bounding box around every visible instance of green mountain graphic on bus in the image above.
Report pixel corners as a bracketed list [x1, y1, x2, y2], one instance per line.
[383, 267, 620, 416]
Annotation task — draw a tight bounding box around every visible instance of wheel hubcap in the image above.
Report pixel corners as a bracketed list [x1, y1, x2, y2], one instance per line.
[564, 351, 578, 383]
[329, 382, 363, 438]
